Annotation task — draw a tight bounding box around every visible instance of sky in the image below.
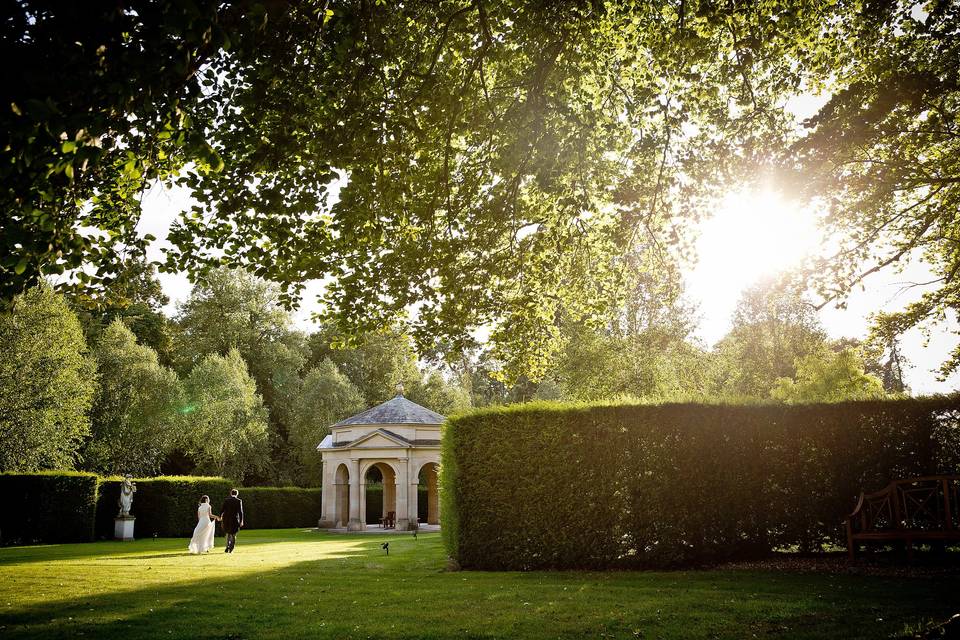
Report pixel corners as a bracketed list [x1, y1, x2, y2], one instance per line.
[686, 186, 960, 394]
[138, 179, 960, 396]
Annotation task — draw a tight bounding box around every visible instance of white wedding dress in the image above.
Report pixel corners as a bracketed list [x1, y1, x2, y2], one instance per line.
[188, 502, 216, 554]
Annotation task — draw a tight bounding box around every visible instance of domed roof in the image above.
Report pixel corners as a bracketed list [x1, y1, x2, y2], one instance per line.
[331, 393, 445, 428]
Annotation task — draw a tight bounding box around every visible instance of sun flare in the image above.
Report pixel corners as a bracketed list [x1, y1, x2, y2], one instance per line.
[688, 187, 823, 341]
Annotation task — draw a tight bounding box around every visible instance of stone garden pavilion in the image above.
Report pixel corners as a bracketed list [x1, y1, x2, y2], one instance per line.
[317, 388, 443, 531]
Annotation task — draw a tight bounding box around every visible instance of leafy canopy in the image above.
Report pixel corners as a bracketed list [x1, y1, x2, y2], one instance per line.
[180, 348, 270, 483]
[0, 285, 95, 471]
[772, 347, 887, 403]
[5, 1, 959, 379]
[84, 321, 183, 476]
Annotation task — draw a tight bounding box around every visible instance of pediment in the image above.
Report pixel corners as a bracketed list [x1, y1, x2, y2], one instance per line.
[348, 429, 411, 449]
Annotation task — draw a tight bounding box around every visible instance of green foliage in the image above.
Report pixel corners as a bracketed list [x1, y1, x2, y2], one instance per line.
[224, 487, 322, 529]
[1, 2, 266, 304]
[307, 325, 422, 406]
[406, 370, 472, 416]
[6, 2, 958, 380]
[442, 396, 960, 570]
[0, 285, 96, 471]
[174, 268, 293, 373]
[785, 2, 960, 376]
[174, 267, 307, 483]
[552, 321, 713, 402]
[714, 281, 827, 399]
[308, 324, 470, 415]
[772, 348, 887, 403]
[5, 1, 838, 380]
[287, 359, 365, 486]
[180, 349, 270, 483]
[72, 258, 175, 366]
[95, 476, 233, 539]
[0, 471, 99, 545]
[94, 477, 320, 539]
[84, 321, 183, 475]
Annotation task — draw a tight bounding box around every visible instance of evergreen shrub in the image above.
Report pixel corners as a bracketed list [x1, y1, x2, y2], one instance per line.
[365, 484, 383, 524]
[4, 475, 323, 544]
[94, 478, 323, 538]
[95, 476, 232, 538]
[0, 471, 99, 544]
[441, 397, 960, 569]
[239, 487, 322, 528]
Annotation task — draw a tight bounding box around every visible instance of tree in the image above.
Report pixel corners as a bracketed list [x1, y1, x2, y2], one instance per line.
[830, 335, 909, 395]
[545, 248, 714, 401]
[11, 2, 955, 380]
[174, 267, 292, 371]
[181, 349, 270, 483]
[0, 285, 95, 471]
[784, 2, 960, 377]
[771, 348, 887, 404]
[714, 280, 827, 399]
[175, 267, 307, 480]
[84, 321, 183, 476]
[287, 359, 365, 486]
[72, 257, 175, 366]
[1, 1, 267, 303]
[5, 1, 840, 381]
[307, 325, 422, 406]
[406, 370, 472, 416]
[550, 302, 714, 403]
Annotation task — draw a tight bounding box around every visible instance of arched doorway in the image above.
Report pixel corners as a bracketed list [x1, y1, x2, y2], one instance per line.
[334, 463, 350, 528]
[365, 462, 397, 526]
[418, 462, 440, 525]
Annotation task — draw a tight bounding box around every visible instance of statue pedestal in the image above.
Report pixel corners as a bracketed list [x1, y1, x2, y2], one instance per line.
[114, 516, 135, 541]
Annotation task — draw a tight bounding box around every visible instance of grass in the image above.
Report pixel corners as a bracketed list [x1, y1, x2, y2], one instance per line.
[0, 529, 957, 639]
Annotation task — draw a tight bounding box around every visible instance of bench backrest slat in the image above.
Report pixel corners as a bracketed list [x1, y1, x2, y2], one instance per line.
[848, 475, 960, 534]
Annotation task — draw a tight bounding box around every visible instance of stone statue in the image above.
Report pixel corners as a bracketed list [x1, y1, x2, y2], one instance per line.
[117, 475, 137, 517]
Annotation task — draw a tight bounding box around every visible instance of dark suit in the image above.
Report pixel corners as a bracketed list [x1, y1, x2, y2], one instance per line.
[220, 495, 244, 552]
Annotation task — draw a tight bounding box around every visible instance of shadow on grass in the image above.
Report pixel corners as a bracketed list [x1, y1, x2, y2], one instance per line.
[2, 532, 959, 640]
[99, 552, 191, 561]
[0, 539, 218, 567]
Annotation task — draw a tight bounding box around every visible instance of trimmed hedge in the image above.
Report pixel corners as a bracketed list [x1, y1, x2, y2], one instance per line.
[0, 472, 99, 545]
[96, 476, 233, 539]
[94, 478, 323, 538]
[239, 487, 322, 529]
[365, 484, 383, 524]
[442, 396, 960, 570]
[2, 475, 323, 545]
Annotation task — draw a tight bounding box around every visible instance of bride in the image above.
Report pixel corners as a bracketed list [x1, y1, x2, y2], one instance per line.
[188, 495, 221, 554]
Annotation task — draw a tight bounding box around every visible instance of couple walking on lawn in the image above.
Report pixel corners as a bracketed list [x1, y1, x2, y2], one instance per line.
[188, 488, 244, 554]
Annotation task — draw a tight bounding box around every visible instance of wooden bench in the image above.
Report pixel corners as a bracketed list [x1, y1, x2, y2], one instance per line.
[846, 475, 960, 560]
[379, 511, 396, 529]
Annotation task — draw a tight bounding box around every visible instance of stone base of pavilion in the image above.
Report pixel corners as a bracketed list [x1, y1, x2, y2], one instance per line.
[320, 523, 441, 534]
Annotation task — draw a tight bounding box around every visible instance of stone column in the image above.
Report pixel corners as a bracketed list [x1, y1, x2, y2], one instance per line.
[395, 458, 410, 530]
[318, 460, 334, 528]
[408, 462, 420, 528]
[347, 458, 362, 531]
[427, 466, 439, 525]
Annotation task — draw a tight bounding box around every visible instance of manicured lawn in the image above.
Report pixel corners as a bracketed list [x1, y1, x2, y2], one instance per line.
[0, 529, 956, 639]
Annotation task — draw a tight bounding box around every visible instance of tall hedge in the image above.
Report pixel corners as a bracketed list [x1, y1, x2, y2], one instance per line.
[0, 472, 99, 545]
[94, 478, 323, 538]
[96, 476, 232, 538]
[365, 484, 383, 524]
[239, 487, 322, 529]
[442, 396, 960, 570]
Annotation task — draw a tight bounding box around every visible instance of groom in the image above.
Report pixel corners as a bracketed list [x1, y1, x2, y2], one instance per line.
[220, 488, 244, 553]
